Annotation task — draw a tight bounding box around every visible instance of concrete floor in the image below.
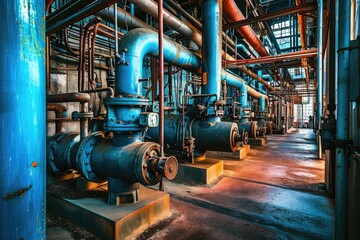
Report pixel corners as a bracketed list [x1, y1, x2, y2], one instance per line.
[47, 128, 334, 239]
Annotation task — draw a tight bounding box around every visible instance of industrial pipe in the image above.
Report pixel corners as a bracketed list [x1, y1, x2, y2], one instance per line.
[46, 0, 119, 35]
[317, 0, 324, 159]
[295, 0, 309, 83]
[47, 104, 68, 133]
[202, 0, 222, 102]
[221, 70, 269, 106]
[0, 0, 46, 238]
[128, 0, 272, 91]
[336, 0, 350, 238]
[223, 0, 268, 57]
[116, 28, 201, 96]
[47, 92, 91, 103]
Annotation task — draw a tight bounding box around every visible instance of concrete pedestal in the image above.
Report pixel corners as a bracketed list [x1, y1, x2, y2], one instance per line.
[176, 159, 223, 184]
[206, 145, 250, 160]
[47, 180, 170, 240]
[248, 138, 267, 146]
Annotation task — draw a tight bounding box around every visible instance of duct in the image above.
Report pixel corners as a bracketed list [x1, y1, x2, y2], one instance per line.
[0, 0, 46, 238]
[202, 0, 222, 102]
[128, 0, 272, 91]
[116, 28, 201, 96]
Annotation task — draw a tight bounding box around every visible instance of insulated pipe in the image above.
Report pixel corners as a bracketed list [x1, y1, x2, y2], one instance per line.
[96, 6, 157, 31]
[317, 0, 324, 159]
[201, 0, 222, 101]
[0, 1, 45, 238]
[116, 28, 201, 96]
[336, 0, 350, 238]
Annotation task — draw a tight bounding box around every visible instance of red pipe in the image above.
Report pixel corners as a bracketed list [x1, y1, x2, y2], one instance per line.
[46, 104, 68, 133]
[224, 49, 318, 67]
[223, 0, 268, 57]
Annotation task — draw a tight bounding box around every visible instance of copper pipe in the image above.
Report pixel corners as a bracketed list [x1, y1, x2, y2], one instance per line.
[223, 0, 268, 57]
[224, 49, 318, 67]
[295, 0, 309, 83]
[47, 93, 91, 103]
[47, 104, 68, 133]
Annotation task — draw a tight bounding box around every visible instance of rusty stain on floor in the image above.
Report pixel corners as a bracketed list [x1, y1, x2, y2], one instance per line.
[47, 129, 334, 240]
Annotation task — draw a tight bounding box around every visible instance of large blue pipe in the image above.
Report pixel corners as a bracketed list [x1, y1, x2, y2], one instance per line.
[336, 0, 350, 238]
[0, 1, 45, 239]
[116, 28, 201, 96]
[201, 0, 222, 101]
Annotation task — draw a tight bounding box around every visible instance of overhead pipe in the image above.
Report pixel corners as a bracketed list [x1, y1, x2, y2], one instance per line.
[128, 0, 272, 91]
[223, 0, 268, 56]
[336, 0, 350, 238]
[96, 6, 157, 31]
[222, 0, 285, 83]
[0, 0, 45, 238]
[46, 0, 119, 35]
[295, 0, 309, 83]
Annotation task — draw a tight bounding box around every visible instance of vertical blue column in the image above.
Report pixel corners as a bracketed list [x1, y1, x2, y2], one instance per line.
[201, 0, 221, 102]
[336, 0, 350, 239]
[317, 0, 324, 159]
[0, 1, 46, 239]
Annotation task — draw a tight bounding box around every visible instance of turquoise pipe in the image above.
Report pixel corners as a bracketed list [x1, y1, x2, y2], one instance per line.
[336, 0, 350, 238]
[201, 0, 222, 101]
[116, 28, 201, 96]
[0, 1, 45, 238]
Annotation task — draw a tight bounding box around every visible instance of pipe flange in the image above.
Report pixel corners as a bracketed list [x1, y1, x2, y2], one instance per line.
[134, 142, 162, 186]
[76, 132, 107, 182]
[103, 97, 149, 107]
[47, 132, 69, 175]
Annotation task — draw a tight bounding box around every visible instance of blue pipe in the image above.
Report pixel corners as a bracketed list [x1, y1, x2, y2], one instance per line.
[201, 0, 221, 101]
[116, 28, 201, 96]
[221, 69, 269, 106]
[0, 1, 45, 239]
[336, 0, 350, 238]
[259, 96, 266, 112]
[130, 3, 135, 15]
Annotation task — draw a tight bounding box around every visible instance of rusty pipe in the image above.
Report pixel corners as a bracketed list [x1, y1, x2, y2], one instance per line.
[47, 104, 68, 133]
[295, 0, 309, 83]
[47, 93, 91, 103]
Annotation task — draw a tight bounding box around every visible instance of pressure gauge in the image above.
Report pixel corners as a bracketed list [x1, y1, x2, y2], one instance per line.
[140, 112, 159, 128]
